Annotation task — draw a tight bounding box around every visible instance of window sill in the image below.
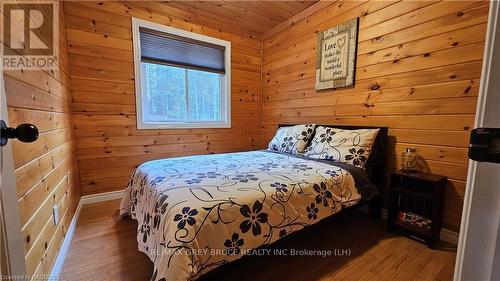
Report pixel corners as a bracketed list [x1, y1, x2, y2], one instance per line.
[137, 123, 232, 129]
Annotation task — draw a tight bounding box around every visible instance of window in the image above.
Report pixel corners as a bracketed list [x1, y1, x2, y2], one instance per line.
[132, 18, 231, 129]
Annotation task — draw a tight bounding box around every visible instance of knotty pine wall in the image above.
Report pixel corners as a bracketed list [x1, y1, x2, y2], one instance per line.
[261, 1, 489, 231]
[62, 2, 262, 195]
[4, 4, 80, 276]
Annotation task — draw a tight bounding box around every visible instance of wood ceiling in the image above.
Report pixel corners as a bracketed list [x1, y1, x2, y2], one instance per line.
[156, 1, 319, 36]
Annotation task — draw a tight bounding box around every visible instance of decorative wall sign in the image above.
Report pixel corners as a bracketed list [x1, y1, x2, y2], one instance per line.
[316, 18, 359, 90]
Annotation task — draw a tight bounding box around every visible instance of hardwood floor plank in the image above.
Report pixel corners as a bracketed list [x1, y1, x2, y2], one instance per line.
[60, 200, 152, 281]
[60, 200, 456, 281]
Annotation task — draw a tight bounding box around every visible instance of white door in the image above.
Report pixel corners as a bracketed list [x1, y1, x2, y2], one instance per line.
[0, 72, 27, 276]
[454, 1, 500, 280]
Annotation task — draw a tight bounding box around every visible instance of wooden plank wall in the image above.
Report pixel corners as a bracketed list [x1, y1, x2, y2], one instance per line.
[261, 0, 489, 231]
[62, 1, 262, 195]
[3, 3, 80, 276]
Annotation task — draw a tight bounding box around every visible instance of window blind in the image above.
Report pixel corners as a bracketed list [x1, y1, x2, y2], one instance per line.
[139, 27, 226, 74]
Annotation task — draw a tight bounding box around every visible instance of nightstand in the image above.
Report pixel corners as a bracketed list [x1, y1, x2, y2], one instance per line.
[387, 170, 447, 247]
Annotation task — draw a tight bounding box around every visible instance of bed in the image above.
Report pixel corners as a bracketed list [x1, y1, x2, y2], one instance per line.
[120, 125, 388, 281]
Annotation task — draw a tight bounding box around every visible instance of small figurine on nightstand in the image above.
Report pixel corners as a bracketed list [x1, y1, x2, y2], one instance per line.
[401, 147, 418, 172]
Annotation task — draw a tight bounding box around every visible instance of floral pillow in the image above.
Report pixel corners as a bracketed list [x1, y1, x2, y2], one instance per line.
[302, 126, 380, 169]
[267, 124, 316, 155]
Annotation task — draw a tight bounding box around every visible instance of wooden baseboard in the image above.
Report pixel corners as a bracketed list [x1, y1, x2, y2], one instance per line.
[381, 208, 459, 245]
[440, 228, 459, 245]
[49, 190, 125, 280]
[80, 190, 125, 205]
[49, 200, 83, 281]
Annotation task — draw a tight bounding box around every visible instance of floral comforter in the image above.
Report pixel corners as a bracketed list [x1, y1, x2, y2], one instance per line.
[120, 150, 373, 281]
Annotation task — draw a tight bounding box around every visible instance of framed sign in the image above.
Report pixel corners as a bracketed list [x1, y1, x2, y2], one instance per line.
[316, 18, 359, 90]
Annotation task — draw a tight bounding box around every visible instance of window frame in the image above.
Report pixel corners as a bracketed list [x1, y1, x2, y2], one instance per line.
[132, 18, 231, 129]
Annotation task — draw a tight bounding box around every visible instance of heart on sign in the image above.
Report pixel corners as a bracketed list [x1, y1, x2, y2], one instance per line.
[337, 36, 346, 49]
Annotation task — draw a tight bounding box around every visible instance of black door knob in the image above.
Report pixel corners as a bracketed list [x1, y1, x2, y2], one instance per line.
[0, 120, 39, 146]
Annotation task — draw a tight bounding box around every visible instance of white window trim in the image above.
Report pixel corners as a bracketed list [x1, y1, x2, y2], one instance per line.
[131, 18, 231, 129]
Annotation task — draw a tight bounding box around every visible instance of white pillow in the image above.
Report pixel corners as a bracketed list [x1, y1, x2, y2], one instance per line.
[302, 126, 380, 168]
[267, 124, 316, 155]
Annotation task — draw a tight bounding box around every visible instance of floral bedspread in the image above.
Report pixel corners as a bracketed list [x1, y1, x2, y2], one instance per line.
[120, 150, 363, 281]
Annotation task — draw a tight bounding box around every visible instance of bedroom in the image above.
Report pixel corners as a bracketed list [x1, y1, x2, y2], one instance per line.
[1, 0, 499, 280]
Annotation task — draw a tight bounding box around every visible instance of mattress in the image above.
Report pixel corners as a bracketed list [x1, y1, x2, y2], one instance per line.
[120, 150, 378, 281]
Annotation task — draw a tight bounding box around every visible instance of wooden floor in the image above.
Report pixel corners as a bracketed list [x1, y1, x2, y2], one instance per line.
[60, 200, 457, 281]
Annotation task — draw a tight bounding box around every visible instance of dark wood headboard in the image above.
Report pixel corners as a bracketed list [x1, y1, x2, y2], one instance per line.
[277, 124, 388, 193]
